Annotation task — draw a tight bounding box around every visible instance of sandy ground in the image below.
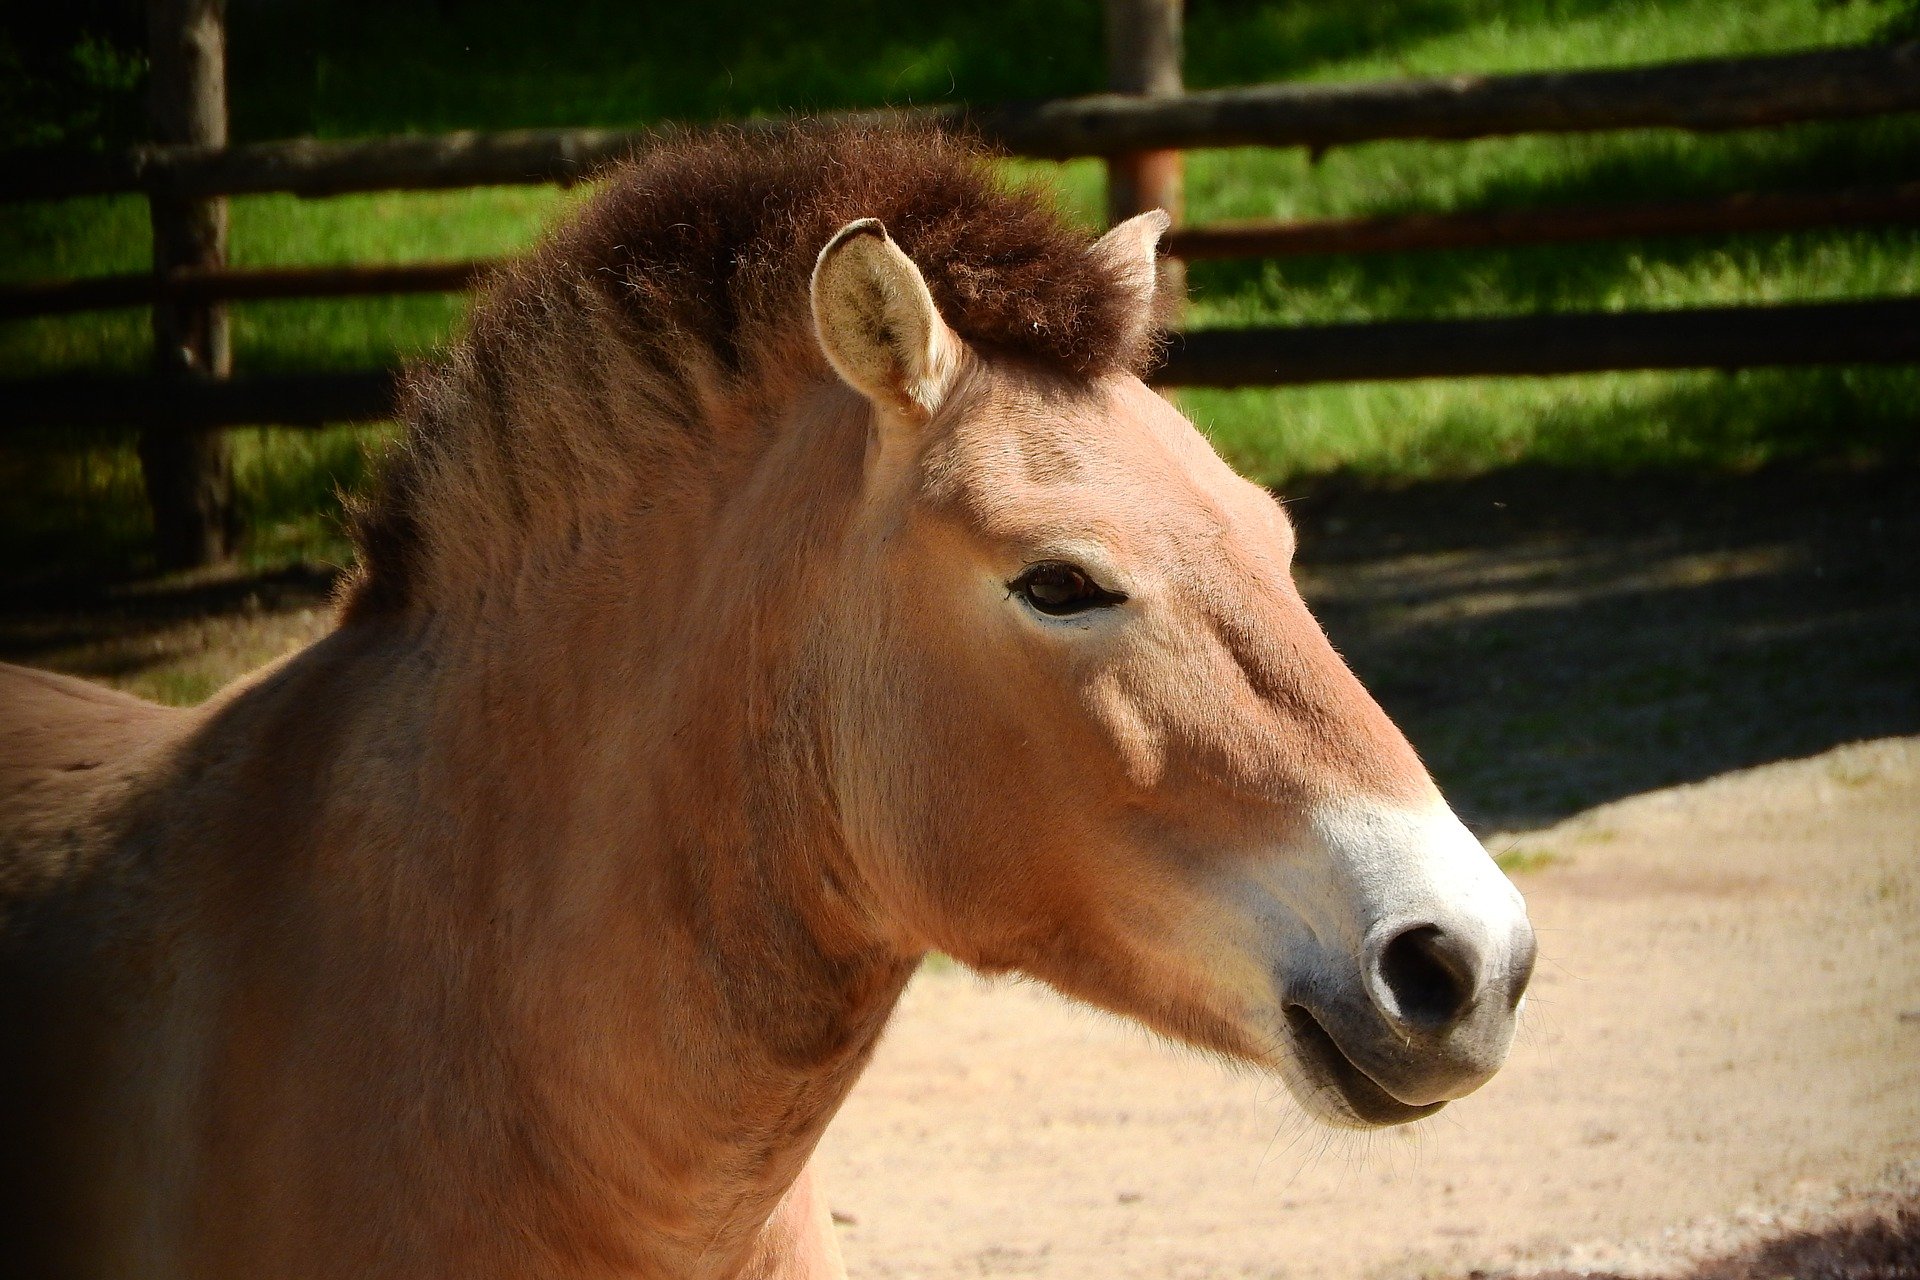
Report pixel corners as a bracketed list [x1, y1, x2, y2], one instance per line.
[815, 738, 1920, 1280]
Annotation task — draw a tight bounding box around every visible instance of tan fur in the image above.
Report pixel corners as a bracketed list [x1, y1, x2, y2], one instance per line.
[0, 127, 1521, 1278]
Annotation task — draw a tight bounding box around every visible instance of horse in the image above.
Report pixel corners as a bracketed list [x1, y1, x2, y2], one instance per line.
[0, 125, 1534, 1280]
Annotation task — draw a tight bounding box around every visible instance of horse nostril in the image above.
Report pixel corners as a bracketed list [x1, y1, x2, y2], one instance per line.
[1373, 924, 1479, 1032]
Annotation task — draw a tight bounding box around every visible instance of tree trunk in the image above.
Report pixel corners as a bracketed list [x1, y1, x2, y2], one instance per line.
[143, 0, 235, 570]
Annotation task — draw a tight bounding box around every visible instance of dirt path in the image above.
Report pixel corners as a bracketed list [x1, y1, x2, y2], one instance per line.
[815, 738, 1920, 1280]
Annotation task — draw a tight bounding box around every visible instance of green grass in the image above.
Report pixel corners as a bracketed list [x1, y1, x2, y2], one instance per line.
[4, 0, 1918, 579]
[1, 424, 380, 581]
[1492, 844, 1563, 874]
[1186, 365, 1920, 482]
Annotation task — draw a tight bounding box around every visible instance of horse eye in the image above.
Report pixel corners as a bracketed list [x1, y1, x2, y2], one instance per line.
[1010, 561, 1127, 617]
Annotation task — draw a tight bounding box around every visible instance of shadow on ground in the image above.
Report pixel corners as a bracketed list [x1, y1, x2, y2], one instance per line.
[1467, 1199, 1919, 1280]
[1288, 465, 1920, 831]
[0, 565, 340, 704]
[0, 564, 339, 669]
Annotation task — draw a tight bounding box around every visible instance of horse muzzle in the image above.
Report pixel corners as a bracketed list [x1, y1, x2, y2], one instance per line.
[1257, 803, 1538, 1127]
[1281, 912, 1537, 1126]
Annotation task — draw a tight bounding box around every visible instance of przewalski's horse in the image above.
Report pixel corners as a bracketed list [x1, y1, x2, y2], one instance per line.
[0, 126, 1533, 1279]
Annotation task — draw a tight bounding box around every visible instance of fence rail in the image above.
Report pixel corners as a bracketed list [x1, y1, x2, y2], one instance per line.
[0, 260, 489, 318]
[1162, 296, 1920, 386]
[5, 43, 1916, 204]
[1165, 182, 1920, 260]
[10, 183, 1918, 321]
[11, 297, 1918, 431]
[4, 369, 398, 432]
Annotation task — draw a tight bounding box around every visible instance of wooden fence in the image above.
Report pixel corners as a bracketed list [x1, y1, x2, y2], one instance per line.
[9, 41, 1920, 203]
[4, 0, 1919, 564]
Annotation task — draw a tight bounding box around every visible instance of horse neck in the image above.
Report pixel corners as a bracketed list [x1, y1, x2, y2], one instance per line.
[311, 379, 909, 1269]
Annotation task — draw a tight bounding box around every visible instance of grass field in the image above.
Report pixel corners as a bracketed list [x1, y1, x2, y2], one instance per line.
[4, 0, 1918, 581]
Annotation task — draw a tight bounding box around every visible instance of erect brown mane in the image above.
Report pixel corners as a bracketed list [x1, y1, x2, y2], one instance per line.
[343, 123, 1159, 619]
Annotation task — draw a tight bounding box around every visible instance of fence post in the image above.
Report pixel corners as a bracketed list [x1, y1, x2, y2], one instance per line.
[1103, 0, 1185, 293]
[142, 0, 236, 570]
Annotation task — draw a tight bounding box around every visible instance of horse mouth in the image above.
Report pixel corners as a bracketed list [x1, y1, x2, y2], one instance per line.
[1283, 1005, 1445, 1127]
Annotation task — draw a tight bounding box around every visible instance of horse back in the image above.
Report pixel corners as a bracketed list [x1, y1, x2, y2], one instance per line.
[0, 662, 185, 900]
[0, 664, 211, 1276]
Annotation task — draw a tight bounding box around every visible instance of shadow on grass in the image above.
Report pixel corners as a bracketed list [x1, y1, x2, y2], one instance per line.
[229, 0, 1114, 141]
[1289, 464, 1920, 830]
[0, 425, 374, 590]
[1183, 0, 1600, 89]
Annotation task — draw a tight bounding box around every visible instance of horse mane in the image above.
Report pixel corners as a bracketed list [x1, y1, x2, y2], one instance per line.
[342, 123, 1160, 620]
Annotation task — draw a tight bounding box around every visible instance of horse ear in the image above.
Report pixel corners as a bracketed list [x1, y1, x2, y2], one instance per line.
[1089, 209, 1171, 346]
[811, 218, 961, 419]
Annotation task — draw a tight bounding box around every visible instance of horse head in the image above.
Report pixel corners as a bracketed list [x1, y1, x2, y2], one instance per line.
[809, 214, 1534, 1127]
